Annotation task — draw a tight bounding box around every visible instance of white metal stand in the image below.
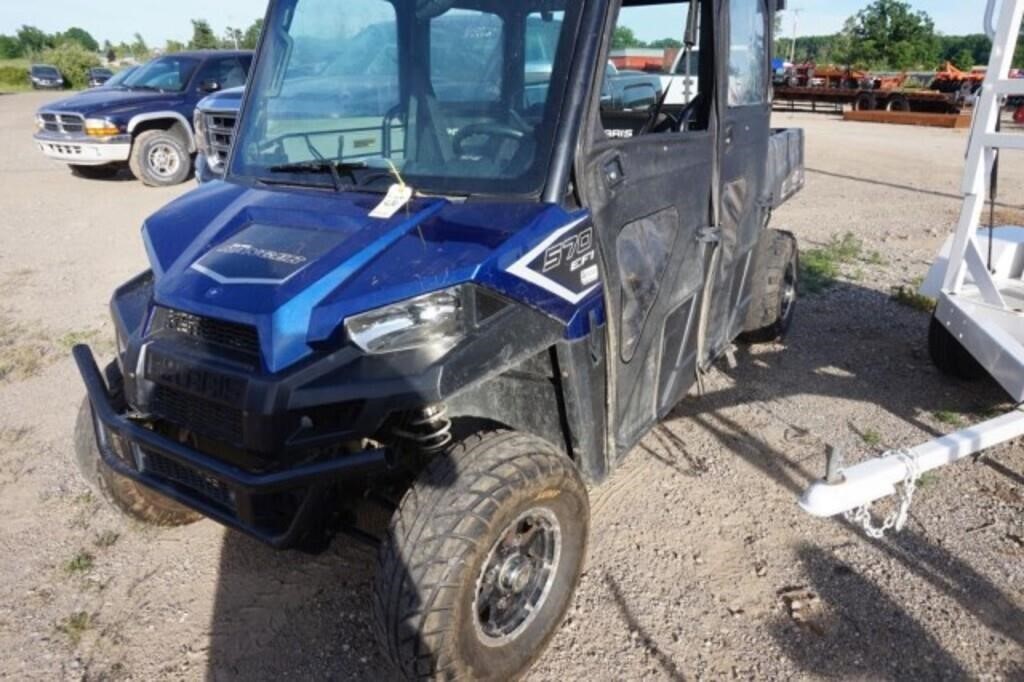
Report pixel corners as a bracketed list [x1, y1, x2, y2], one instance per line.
[800, 0, 1024, 529]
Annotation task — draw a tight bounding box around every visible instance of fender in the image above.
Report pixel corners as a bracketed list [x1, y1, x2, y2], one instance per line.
[127, 111, 196, 153]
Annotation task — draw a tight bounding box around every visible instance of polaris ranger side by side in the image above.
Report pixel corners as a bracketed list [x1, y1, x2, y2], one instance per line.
[72, 0, 803, 678]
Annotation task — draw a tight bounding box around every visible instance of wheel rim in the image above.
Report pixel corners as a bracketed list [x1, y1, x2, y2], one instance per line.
[148, 143, 181, 178]
[780, 261, 797, 321]
[473, 507, 561, 646]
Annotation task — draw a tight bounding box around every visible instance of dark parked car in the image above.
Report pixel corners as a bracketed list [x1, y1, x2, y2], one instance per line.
[87, 68, 114, 88]
[33, 51, 253, 186]
[30, 64, 64, 90]
[101, 66, 139, 89]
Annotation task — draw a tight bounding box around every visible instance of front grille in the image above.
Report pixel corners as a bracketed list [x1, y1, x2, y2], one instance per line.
[39, 112, 84, 134]
[150, 384, 245, 445]
[161, 308, 260, 357]
[39, 142, 83, 155]
[139, 449, 235, 510]
[203, 111, 237, 173]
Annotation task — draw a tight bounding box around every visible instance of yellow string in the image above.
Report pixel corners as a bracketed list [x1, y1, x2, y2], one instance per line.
[386, 159, 407, 189]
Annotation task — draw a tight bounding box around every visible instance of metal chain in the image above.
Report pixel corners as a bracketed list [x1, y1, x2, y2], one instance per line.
[843, 449, 922, 539]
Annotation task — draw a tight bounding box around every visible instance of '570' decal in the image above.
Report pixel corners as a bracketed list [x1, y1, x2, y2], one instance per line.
[508, 218, 601, 303]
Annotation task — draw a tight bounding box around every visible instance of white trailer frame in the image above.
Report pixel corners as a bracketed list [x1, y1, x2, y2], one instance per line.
[800, 0, 1024, 532]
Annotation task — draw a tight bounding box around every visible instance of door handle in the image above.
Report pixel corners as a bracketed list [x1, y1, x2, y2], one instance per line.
[603, 156, 625, 187]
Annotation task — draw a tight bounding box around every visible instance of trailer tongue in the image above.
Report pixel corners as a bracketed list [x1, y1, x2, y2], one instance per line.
[800, 0, 1024, 535]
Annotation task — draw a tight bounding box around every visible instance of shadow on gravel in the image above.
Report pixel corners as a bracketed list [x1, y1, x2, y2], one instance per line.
[204, 532, 395, 681]
[772, 544, 971, 680]
[604, 573, 687, 681]
[668, 282, 1024, 671]
[199, 282, 1021, 680]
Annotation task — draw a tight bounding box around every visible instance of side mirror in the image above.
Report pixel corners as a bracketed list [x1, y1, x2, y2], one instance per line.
[200, 79, 221, 93]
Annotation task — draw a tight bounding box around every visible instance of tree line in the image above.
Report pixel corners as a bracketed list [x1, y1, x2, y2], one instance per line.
[776, 1, 1022, 71]
[0, 18, 264, 63]
[614, 0, 1024, 72]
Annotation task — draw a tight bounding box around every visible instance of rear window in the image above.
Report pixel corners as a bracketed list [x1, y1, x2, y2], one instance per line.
[430, 10, 504, 103]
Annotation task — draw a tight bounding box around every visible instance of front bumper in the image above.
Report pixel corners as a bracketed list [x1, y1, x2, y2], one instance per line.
[194, 153, 220, 184]
[34, 132, 131, 165]
[73, 345, 389, 548]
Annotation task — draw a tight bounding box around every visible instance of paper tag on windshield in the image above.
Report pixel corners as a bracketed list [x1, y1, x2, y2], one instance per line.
[369, 184, 414, 220]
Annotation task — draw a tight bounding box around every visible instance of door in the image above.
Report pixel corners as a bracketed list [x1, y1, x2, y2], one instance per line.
[703, 0, 772, 359]
[580, 0, 716, 457]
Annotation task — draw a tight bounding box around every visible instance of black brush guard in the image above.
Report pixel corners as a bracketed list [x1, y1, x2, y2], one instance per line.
[73, 345, 389, 548]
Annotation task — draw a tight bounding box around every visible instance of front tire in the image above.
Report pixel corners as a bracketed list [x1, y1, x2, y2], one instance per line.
[74, 396, 202, 527]
[129, 129, 192, 187]
[374, 431, 589, 681]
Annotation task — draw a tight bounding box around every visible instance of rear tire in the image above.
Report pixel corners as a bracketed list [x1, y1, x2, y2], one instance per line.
[74, 377, 201, 527]
[70, 164, 120, 180]
[855, 93, 877, 111]
[928, 314, 985, 381]
[740, 229, 799, 343]
[886, 95, 911, 112]
[374, 430, 589, 681]
[129, 129, 192, 187]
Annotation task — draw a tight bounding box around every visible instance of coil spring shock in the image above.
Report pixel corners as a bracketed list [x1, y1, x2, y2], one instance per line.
[392, 404, 453, 455]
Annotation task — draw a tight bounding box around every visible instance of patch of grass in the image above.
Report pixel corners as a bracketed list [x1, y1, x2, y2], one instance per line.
[933, 410, 963, 427]
[800, 232, 883, 294]
[860, 429, 882, 447]
[56, 611, 93, 646]
[64, 550, 95, 574]
[917, 471, 940, 489]
[975, 404, 1012, 420]
[94, 530, 120, 548]
[0, 314, 53, 383]
[57, 329, 101, 351]
[891, 277, 935, 314]
[0, 59, 30, 93]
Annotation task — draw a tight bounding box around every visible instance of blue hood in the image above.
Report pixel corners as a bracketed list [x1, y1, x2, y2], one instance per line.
[198, 86, 244, 111]
[41, 88, 184, 119]
[143, 182, 578, 372]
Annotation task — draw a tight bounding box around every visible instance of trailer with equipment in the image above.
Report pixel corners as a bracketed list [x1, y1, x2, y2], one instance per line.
[801, 0, 1024, 537]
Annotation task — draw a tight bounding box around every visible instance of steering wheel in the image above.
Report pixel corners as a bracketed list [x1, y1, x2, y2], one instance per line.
[452, 122, 526, 157]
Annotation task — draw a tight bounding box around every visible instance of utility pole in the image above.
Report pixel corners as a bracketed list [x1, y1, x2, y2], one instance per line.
[788, 8, 803, 64]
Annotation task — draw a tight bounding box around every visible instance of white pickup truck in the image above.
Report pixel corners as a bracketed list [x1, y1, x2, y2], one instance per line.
[660, 49, 700, 105]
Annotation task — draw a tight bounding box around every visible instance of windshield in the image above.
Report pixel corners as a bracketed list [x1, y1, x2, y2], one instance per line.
[33, 66, 59, 78]
[104, 67, 137, 88]
[122, 56, 200, 92]
[231, 0, 582, 196]
[91, 69, 113, 77]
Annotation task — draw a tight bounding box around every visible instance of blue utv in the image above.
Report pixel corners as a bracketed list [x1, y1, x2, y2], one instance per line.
[72, 0, 804, 678]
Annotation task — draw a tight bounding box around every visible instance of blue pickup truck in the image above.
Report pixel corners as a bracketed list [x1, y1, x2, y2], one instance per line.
[191, 61, 663, 183]
[33, 51, 252, 186]
[193, 86, 244, 184]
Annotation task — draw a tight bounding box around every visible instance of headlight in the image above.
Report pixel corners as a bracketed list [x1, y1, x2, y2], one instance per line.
[345, 288, 466, 354]
[194, 111, 209, 155]
[34, 114, 44, 131]
[85, 118, 120, 137]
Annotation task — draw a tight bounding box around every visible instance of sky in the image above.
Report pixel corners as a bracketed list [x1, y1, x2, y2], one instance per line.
[0, 1, 993, 47]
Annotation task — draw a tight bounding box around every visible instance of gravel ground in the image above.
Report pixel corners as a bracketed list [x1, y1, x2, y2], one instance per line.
[0, 91, 1021, 681]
